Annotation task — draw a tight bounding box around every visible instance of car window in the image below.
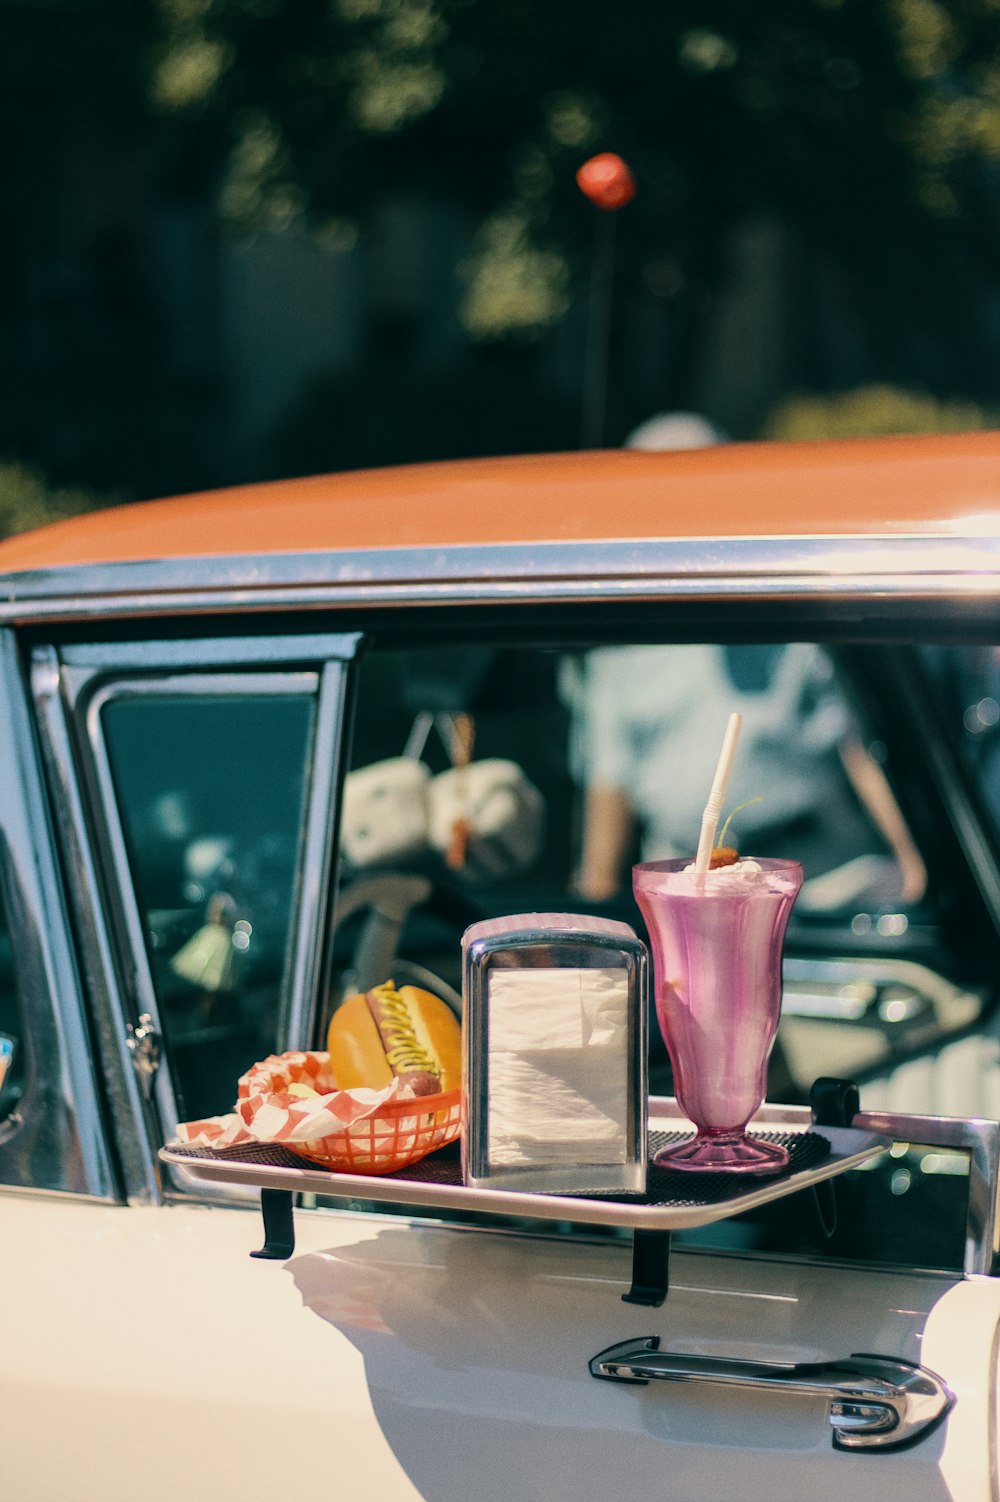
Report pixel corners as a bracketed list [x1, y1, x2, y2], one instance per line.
[324, 635, 992, 1272]
[333, 637, 942, 1091]
[101, 690, 316, 1122]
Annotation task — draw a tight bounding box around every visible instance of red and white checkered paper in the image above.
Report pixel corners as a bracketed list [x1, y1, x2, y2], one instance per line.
[173, 1050, 461, 1173]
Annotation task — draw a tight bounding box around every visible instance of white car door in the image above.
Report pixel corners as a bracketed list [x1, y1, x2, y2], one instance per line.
[5, 1177, 993, 1502]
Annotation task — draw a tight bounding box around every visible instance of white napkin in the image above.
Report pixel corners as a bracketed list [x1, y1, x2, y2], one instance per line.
[486, 967, 629, 1166]
[488, 967, 628, 1051]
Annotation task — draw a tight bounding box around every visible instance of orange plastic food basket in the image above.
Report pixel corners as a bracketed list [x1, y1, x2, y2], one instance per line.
[292, 1088, 462, 1174]
[221, 1050, 463, 1175]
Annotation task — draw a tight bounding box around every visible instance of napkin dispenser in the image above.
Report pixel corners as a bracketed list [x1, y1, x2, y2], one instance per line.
[462, 913, 648, 1194]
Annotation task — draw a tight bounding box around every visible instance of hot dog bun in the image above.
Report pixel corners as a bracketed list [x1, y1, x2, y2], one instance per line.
[327, 979, 461, 1096]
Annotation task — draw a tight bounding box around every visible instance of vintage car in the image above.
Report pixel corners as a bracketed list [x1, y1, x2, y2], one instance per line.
[4, 431, 1000, 1500]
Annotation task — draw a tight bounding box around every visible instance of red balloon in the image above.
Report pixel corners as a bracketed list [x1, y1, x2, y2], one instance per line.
[576, 153, 636, 211]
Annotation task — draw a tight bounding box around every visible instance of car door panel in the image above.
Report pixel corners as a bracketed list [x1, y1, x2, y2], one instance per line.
[5, 1192, 990, 1502]
[292, 1225, 974, 1502]
[3, 1197, 419, 1501]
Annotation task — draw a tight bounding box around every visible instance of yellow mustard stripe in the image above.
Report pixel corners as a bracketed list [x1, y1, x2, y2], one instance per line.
[371, 982, 440, 1078]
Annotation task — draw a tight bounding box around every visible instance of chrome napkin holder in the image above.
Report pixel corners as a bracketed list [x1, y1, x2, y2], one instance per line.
[461, 913, 648, 1195]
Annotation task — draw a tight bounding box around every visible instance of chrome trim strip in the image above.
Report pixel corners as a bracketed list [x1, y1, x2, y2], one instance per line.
[0, 576, 994, 625]
[31, 645, 161, 1204]
[2, 533, 1000, 621]
[280, 659, 349, 1049]
[0, 633, 117, 1199]
[57, 634, 363, 669]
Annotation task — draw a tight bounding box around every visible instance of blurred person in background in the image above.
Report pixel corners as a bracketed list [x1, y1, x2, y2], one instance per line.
[563, 414, 926, 910]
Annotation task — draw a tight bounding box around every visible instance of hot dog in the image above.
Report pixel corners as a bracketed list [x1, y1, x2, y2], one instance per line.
[327, 979, 461, 1096]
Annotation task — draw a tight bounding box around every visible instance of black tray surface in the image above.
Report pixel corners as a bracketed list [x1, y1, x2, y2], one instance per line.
[167, 1127, 830, 1212]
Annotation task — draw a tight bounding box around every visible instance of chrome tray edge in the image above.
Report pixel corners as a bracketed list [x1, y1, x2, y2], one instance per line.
[159, 1122, 891, 1232]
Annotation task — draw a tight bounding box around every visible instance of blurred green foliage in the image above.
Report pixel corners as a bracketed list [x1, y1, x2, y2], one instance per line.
[762, 384, 996, 440]
[152, 0, 1000, 369]
[0, 463, 104, 541]
[2, 0, 998, 519]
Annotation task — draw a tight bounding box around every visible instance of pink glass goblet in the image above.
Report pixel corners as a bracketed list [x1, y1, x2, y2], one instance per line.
[633, 857, 802, 1175]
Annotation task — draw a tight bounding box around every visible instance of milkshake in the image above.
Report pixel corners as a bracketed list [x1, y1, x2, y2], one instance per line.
[633, 856, 802, 1173]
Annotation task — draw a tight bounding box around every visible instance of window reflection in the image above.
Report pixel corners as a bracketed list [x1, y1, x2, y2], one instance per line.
[562, 643, 925, 910]
[102, 692, 314, 1120]
[340, 641, 924, 931]
[923, 645, 1000, 829]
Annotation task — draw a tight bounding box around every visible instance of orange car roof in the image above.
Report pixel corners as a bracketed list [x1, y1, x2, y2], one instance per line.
[0, 432, 998, 576]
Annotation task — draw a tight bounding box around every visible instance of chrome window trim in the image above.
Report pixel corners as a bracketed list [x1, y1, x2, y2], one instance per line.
[57, 634, 363, 670]
[287, 661, 349, 1049]
[31, 634, 359, 1204]
[2, 533, 1000, 622]
[0, 632, 117, 1200]
[32, 645, 160, 1203]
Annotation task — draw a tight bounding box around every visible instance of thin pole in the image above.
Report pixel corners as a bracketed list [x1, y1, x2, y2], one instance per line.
[581, 210, 617, 449]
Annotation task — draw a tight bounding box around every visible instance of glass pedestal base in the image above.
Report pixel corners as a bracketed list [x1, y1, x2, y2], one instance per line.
[653, 1132, 790, 1176]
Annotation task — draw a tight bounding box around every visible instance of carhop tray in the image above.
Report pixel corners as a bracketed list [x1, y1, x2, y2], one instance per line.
[160, 1094, 889, 1306]
[159, 1115, 889, 1233]
[163, 1123, 888, 1225]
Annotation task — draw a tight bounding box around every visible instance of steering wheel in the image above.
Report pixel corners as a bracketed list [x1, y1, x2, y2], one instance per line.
[330, 870, 469, 1017]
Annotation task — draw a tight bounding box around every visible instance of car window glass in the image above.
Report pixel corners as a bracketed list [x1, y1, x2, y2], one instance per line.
[334, 639, 953, 1085]
[325, 636, 990, 1272]
[921, 645, 1000, 824]
[333, 639, 932, 1059]
[102, 692, 315, 1122]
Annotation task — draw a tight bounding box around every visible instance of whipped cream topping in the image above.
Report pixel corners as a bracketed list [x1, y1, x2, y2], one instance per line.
[682, 857, 765, 886]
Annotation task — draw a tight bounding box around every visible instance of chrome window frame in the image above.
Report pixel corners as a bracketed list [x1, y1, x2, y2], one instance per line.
[31, 633, 359, 1204]
[4, 533, 1000, 623]
[0, 630, 117, 1200]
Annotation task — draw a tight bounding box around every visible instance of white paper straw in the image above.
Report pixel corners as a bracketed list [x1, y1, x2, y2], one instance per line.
[694, 712, 743, 873]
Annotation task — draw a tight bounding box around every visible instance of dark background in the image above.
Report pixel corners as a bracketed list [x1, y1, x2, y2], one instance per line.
[2, 0, 999, 528]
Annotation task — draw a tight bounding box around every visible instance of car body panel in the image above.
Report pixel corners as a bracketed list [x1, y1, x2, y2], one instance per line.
[3, 1191, 995, 1502]
[0, 433, 998, 580]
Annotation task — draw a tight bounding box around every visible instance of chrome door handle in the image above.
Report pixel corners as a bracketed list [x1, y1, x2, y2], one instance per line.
[590, 1337, 953, 1451]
